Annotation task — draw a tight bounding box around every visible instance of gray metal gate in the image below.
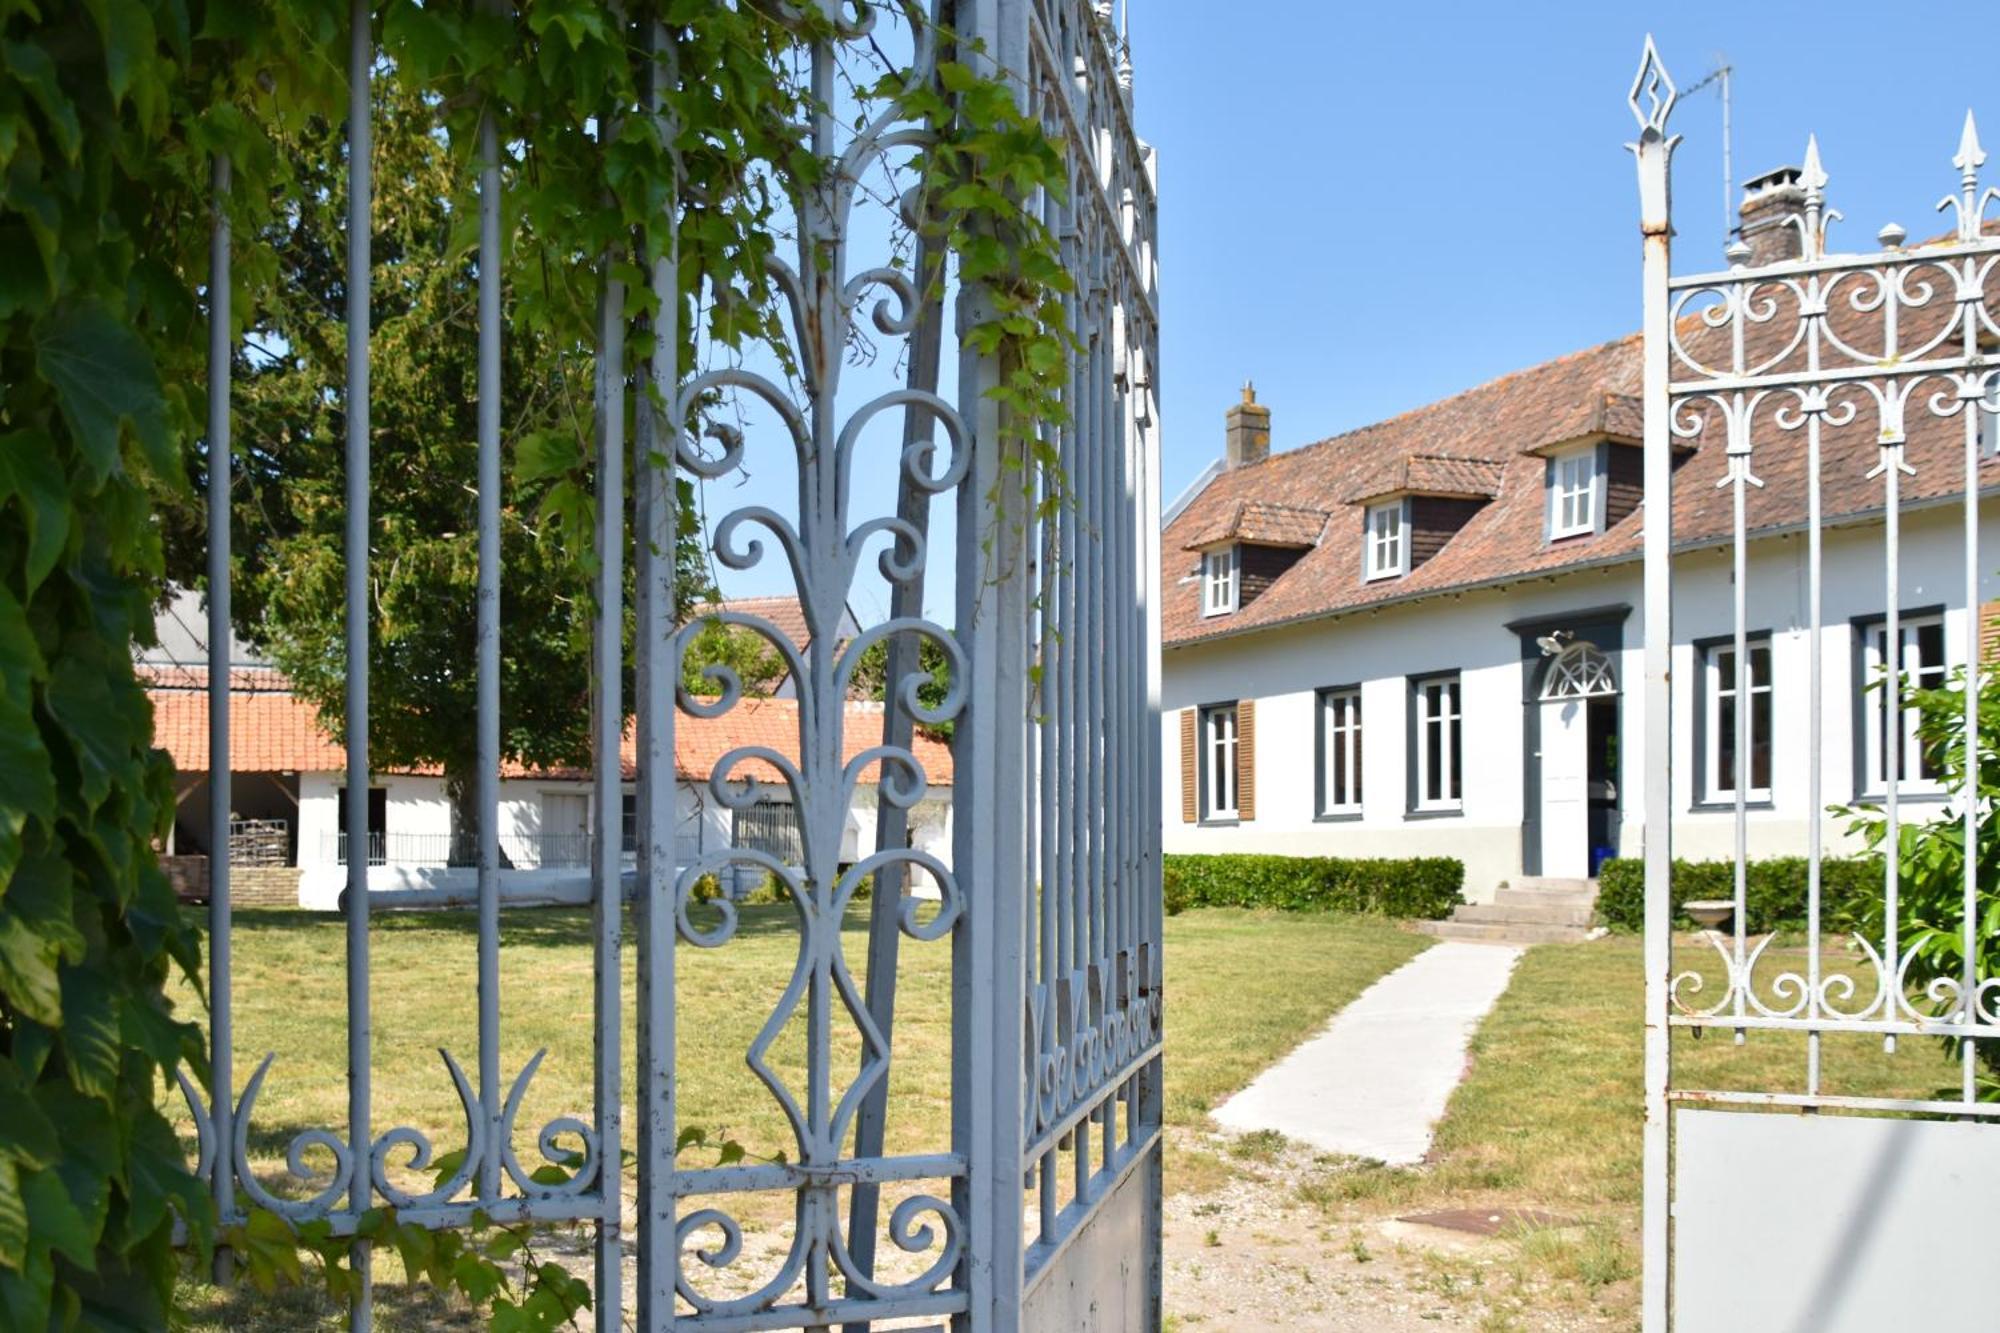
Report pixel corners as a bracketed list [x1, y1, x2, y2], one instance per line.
[1631, 40, 1999, 1331]
[183, 1, 1161, 1327]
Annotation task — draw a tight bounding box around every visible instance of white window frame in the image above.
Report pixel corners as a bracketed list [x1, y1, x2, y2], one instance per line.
[1201, 545, 1238, 616]
[1549, 445, 1599, 539]
[1364, 500, 1407, 581]
[1414, 675, 1463, 812]
[1701, 638, 1772, 802]
[1862, 615, 1948, 796]
[1201, 703, 1239, 820]
[1320, 687, 1363, 815]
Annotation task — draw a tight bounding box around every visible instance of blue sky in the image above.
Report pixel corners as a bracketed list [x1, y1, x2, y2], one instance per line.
[701, 3, 1999, 624]
[1134, 2, 2000, 502]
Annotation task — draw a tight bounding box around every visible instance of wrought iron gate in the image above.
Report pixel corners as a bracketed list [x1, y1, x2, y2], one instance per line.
[182, 1, 1161, 1327]
[1631, 40, 1998, 1332]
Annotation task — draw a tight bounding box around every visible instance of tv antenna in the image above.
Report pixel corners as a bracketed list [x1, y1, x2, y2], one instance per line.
[1682, 58, 1735, 249]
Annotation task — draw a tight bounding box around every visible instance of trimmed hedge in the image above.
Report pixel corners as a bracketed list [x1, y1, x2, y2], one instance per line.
[1595, 855, 1884, 933]
[1162, 853, 1463, 919]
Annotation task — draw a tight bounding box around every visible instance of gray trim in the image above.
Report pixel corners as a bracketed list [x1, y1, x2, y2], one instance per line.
[1314, 683, 1362, 818]
[1690, 629, 1773, 805]
[1849, 604, 1949, 800]
[1195, 700, 1239, 823]
[1512, 610, 1627, 878]
[1406, 671, 1463, 817]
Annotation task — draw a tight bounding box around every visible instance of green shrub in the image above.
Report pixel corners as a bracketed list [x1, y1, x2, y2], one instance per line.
[1594, 855, 1883, 933]
[1161, 853, 1462, 920]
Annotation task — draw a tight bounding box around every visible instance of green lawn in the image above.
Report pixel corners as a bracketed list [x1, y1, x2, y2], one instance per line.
[171, 903, 1427, 1323]
[1289, 933, 1959, 1327]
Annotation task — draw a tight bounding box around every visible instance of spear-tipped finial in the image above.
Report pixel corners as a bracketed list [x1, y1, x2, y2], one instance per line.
[1627, 35, 1677, 136]
[1956, 110, 1986, 178]
[1801, 135, 1828, 198]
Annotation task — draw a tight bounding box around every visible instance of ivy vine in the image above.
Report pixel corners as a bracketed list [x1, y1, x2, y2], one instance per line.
[0, 0, 1080, 1326]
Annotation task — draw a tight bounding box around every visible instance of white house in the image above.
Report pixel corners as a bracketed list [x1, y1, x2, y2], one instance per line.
[1161, 174, 2000, 905]
[149, 678, 954, 910]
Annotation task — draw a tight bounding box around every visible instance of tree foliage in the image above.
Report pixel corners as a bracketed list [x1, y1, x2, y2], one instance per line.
[1840, 663, 2000, 1091]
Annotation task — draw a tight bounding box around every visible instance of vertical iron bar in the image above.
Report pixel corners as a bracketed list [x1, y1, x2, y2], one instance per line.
[205, 151, 235, 1278]
[635, 19, 677, 1328]
[1805, 285, 1824, 1096]
[1630, 46, 1676, 1330]
[343, 4, 374, 1322]
[1883, 447, 1902, 1052]
[1964, 301, 1982, 1106]
[591, 255, 628, 1329]
[474, 79, 503, 1207]
[846, 224, 945, 1312]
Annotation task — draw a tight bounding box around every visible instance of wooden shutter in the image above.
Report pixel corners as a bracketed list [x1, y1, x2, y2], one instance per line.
[1236, 698, 1256, 821]
[1982, 600, 2000, 666]
[1179, 708, 1197, 822]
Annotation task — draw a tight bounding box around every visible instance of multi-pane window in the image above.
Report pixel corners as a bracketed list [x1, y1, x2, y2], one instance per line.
[1414, 675, 1462, 811]
[1702, 639, 1772, 800]
[1320, 687, 1363, 814]
[1550, 446, 1598, 538]
[1862, 616, 1948, 794]
[1202, 546, 1238, 616]
[1202, 703, 1239, 819]
[1365, 501, 1406, 581]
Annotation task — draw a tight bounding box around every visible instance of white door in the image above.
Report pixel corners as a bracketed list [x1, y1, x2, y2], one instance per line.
[1540, 697, 1589, 878]
[541, 792, 589, 867]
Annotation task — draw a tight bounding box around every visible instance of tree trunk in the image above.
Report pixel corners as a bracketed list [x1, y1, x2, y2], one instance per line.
[446, 764, 514, 868]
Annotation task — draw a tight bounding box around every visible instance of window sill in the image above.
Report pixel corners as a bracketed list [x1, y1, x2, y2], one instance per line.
[1362, 570, 1406, 583]
[1851, 789, 1948, 806]
[1547, 527, 1599, 543]
[1404, 806, 1464, 821]
[1198, 816, 1241, 828]
[1314, 810, 1363, 823]
[1690, 798, 1775, 812]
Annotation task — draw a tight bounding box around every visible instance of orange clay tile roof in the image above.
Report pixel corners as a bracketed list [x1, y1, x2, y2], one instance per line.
[1348, 453, 1507, 504]
[148, 685, 952, 786]
[1164, 248, 2000, 648]
[1180, 499, 1328, 550]
[691, 595, 817, 652]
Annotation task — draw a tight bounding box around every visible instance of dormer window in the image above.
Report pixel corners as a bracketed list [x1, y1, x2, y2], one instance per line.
[1364, 501, 1407, 581]
[1202, 546, 1239, 616]
[1549, 445, 1600, 539]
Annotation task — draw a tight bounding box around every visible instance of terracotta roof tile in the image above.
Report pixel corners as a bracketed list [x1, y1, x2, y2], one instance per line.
[1181, 500, 1327, 549]
[1163, 264, 2000, 649]
[148, 687, 952, 786]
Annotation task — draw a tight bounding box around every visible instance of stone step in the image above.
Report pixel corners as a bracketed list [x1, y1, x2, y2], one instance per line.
[1414, 919, 1599, 946]
[1511, 876, 1597, 894]
[1453, 901, 1595, 928]
[1495, 883, 1599, 911]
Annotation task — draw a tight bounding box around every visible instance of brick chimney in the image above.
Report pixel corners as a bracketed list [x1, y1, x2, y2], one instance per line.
[1739, 165, 1806, 265]
[1225, 382, 1270, 469]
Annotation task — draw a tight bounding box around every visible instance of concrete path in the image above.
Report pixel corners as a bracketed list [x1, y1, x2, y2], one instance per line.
[1212, 940, 1525, 1166]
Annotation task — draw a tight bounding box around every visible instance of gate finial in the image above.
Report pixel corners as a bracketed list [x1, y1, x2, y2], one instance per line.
[1627, 35, 1676, 137]
[1944, 111, 1992, 241]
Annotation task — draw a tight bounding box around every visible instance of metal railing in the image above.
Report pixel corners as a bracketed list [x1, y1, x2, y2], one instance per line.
[319, 831, 596, 868]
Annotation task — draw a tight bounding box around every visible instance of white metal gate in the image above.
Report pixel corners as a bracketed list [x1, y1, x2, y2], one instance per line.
[1631, 40, 1998, 1332]
[183, 1, 1161, 1327]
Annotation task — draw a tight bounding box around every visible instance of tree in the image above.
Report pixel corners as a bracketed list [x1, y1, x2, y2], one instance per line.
[161, 73, 710, 856]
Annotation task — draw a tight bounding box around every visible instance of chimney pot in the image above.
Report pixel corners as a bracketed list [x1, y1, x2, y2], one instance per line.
[1225, 381, 1270, 469]
[1739, 165, 1806, 265]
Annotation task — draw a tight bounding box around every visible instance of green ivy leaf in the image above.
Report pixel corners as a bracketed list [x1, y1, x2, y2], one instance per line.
[57, 968, 121, 1101]
[0, 1158, 26, 1271]
[31, 303, 170, 486]
[22, 1169, 93, 1271]
[0, 434, 70, 592]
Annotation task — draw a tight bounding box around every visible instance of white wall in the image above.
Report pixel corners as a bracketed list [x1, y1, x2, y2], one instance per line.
[1161, 504, 1999, 903]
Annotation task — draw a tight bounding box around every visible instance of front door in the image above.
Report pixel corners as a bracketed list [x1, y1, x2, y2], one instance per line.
[1540, 696, 1590, 878]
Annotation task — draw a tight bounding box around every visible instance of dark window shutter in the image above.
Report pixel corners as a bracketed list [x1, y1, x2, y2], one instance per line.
[1236, 698, 1256, 821]
[1179, 708, 1197, 823]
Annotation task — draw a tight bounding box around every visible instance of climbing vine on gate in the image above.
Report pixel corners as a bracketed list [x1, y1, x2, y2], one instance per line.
[1, 0, 1078, 1326]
